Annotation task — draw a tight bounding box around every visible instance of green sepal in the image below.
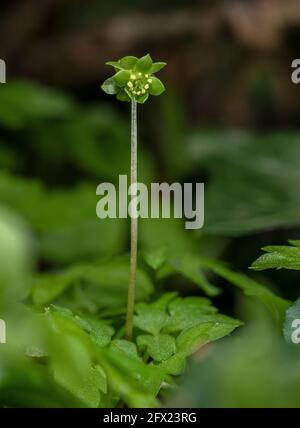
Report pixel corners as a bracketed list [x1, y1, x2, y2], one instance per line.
[113, 70, 131, 87]
[119, 56, 138, 70]
[101, 77, 118, 95]
[149, 77, 165, 96]
[135, 54, 153, 73]
[106, 61, 123, 70]
[150, 62, 167, 74]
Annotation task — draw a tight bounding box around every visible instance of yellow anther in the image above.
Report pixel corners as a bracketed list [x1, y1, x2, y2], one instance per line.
[131, 74, 137, 80]
[138, 72, 142, 77]
[145, 74, 149, 78]
[148, 78, 152, 83]
[144, 84, 149, 90]
[127, 82, 133, 88]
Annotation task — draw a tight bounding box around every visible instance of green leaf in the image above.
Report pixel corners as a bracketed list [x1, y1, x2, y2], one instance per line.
[163, 297, 218, 334]
[157, 354, 186, 376]
[137, 334, 176, 362]
[150, 62, 167, 73]
[101, 77, 118, 95]
[176, 318, 241, 357]
[149, 77, 165, 96]
[112, 70, 130, 87]
[119, 56, 138, 70]
[199, 258, 290, 326]
[251, 243, 300, 271]
[110, 340, 140, 360]
[74, 315, 114, 347]
[135, 54, 153, 73]
[134, 303, 168, 335]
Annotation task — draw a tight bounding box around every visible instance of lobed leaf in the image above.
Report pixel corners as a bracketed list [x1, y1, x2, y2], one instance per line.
[137, 334, 176, 362]
[251, 243, 300, 271]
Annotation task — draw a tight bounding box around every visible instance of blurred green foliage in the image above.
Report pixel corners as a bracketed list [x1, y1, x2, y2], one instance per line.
[170, 318, 300, 408]
[0, 80, 300, 408]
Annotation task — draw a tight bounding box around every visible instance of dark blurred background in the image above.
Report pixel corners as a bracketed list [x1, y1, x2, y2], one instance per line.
[2, 0, 300, 127]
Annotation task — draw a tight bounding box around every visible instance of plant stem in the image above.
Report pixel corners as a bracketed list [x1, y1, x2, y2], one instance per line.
[125, 100, 138, 341]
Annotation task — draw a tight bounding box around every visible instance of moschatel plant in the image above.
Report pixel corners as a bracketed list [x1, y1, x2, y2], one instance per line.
[101, 54, 166, 340]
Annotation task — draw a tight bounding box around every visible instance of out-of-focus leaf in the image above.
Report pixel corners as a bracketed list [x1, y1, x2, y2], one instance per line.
[99, 347, 164, 408]
[198, 257, 290, 326]
[144, 247, 167, 270]
[0, 350, 83, 408]
[170, 322, 300, 408]
[32, 257, 154, 310]
[44, 307, 105, 407]
[0, 206, 32, 310]
[168, 254, 221, 296]
[0, 172, 127, 264]
[187, 131, 300, 235]
[0, 81, 74, 128]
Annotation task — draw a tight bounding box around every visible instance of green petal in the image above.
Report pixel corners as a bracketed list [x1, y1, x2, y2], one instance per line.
[113, 70, 130, 87]
[106, 61, 123, 70]
[135, 54, 153, 73]
[150, 62, 167, 73]
[101, 77, 118, 95]
[116, 90, 131, 102]
[149, 77, 165, 96]
[119, 56, 138, 70]
[136, 93, 149, 104]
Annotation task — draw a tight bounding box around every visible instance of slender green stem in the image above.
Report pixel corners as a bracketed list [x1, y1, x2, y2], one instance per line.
[125, 101, 138, 341]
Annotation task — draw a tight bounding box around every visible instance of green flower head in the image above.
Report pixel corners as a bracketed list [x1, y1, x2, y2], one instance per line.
[101, 54, 166, 104]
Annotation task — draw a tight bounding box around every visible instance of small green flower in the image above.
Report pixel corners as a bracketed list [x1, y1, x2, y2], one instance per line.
[101, 54, 166, 104]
